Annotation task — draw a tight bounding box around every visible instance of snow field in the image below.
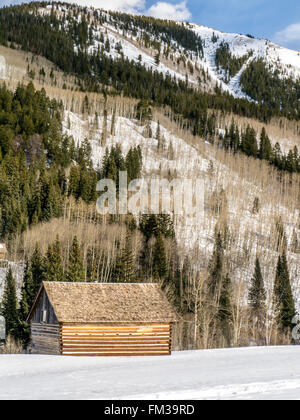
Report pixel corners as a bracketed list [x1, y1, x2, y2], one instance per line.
[1, 346, 300, 400]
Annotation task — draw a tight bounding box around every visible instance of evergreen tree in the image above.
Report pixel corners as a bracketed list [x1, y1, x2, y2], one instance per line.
[139, 214, 175, 241]
[18, 260, 35, 347]
[44, 236, 65, 282]
[249, 257, 266, 315]
[113, 234, 137, 283]
[19, 260, 35, 320]
[153, 233, 167, 280]
[2, 267, 18, 339]
[241, 125, 258, 158]
[218, 274, 232, 320]
[30, 243, 45, 295]
[136, 100, 152, 124]
[126, 146, 143, 183]
[273, 253, 296, 331]
[208, 231, 224, 298]
[66, 236, 85, 282]
[259, 127, 272, 161]
[217, 273, 232, 345]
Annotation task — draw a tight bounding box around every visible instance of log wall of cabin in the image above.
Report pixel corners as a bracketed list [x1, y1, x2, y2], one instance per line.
[30, 290, 60, 355]
[60, 323, 172, 356]
[31, 323, 61, 355]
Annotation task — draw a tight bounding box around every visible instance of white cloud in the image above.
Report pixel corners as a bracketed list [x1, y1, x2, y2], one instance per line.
[46, 0, 146, 14]
[273, 23, 300, 48]
[2, 0, 193, 21]
[147, 1, 191, 21]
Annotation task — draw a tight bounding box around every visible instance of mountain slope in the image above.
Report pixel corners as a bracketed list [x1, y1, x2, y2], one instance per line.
[190, 23, 300, 97]
[0, 2, 299, 120]
[37, 2, 300, 100]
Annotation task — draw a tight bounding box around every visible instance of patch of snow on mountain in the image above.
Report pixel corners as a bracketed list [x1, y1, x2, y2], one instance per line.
[0, 261, 24, 301]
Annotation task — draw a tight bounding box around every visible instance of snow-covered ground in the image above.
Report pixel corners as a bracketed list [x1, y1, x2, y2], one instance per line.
[0, 347, 300, 400]
[190, 23, 300, 97]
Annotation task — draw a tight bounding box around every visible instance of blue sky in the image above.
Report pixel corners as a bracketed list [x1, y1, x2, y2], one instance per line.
[1, 0, 300, 50]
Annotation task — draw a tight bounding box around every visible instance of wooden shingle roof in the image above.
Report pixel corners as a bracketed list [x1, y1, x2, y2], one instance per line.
[28, 282, 179, 323]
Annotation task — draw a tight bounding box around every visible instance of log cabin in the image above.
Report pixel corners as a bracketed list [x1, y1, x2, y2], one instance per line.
[26, 282, 179, 356]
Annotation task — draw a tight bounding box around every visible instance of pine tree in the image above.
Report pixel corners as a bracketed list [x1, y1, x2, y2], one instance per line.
[153, 233, 167, 280]
[30, 243, 45, 295]
[259, 127, 272, 161]
[114, 234, 136, 283]
[44, 236, 65, 282]
[241, 125, 258, 157]
[273, 253, 296, 331]
[19, 260, 35, 319]
[66, 236, 85, 282]
[208, 231, 224, 298]
[18, 260, 35, 347]
[217, 273, 232, 345]
[249, 257, 266, 315]
[2, 267, 18, 339]
[228, 120, 239, 152]
[218, 274, 232, 320]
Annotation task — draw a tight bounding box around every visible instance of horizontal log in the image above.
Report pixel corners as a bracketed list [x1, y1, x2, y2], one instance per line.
[32, 338, 60, 343]
[32, 341, 60, 349]
[31, 325, 59, 328]
[62, 349, 169, 354]
[32, 343, 58, 348]
[62, 339, 170, 345]
[62, 352, 171, 356]
[31, 324, 59, 330]
[62, 328, 169, 332]
[61, 337, 170, 342]
[32, 345, 60, 353]
[32, 334, 60, 341]
[33, 348, 60, 354]
[32, 334, 59, 341]
[32, 330, 60, 337]
[32, 333, 60, 339]
[62, 343, 169, 349]
[61, 328, 170, 334]
[62, 324, 170, 328]
[61, 333, 170, 337]
[61, 337, 170, 343]
[32, 327, 60, 333]
[32, 330, 60, 335]
[32, 345, 60, 352]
